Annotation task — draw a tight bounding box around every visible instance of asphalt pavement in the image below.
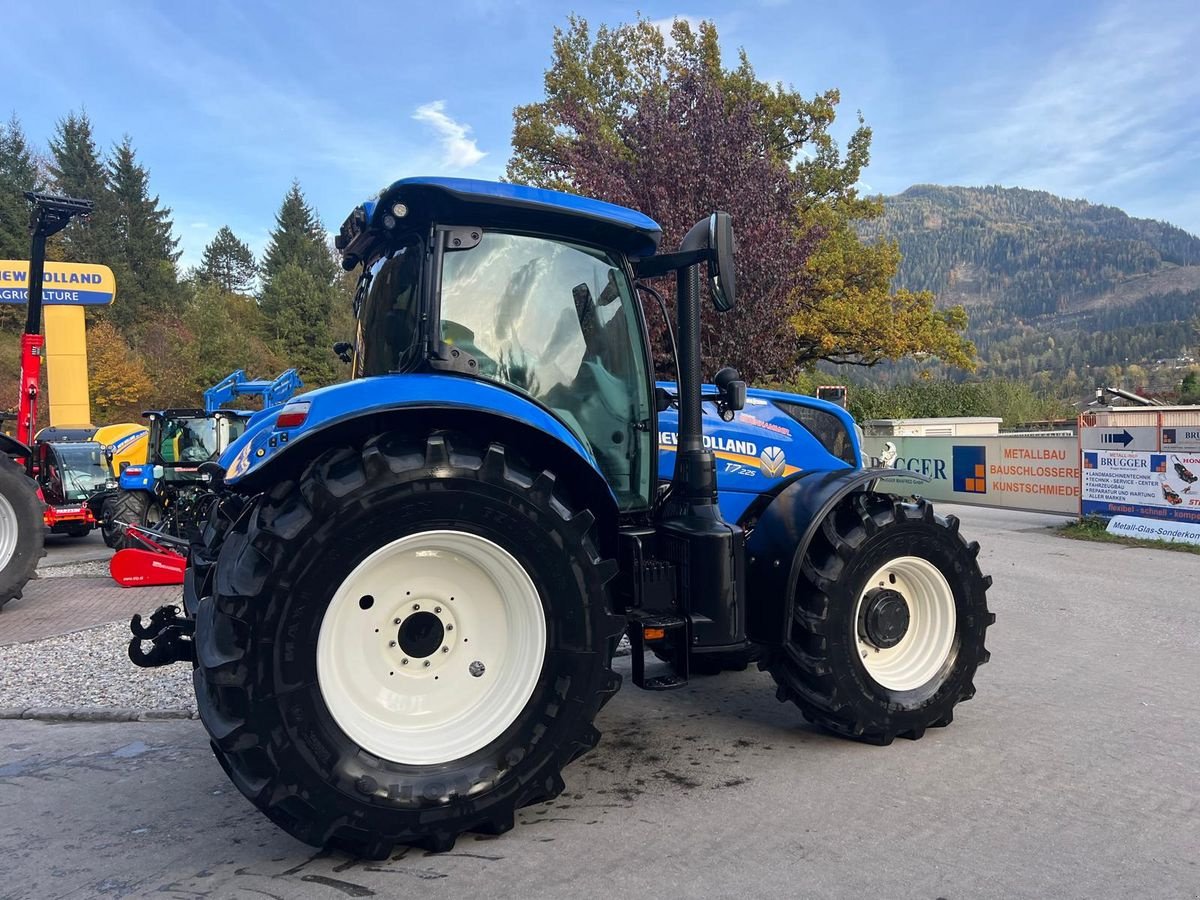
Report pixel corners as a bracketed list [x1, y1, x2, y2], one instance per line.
[40, 529, 111, 567]
[1, 505, 1197, 899]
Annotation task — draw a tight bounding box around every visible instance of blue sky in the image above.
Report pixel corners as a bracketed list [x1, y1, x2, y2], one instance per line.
[4, 0, 1197, 268]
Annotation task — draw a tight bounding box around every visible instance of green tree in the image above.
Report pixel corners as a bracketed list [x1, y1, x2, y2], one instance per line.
[260, 262, 335, 384]
[197, 226, 257, 294]
[0, 114, 40, 259]
[1181, 371, 1200, 404]
[107, 136, 181, 330]
[47, 111, 116, 265]
[508, 16, 974, 379]
[0, 115, 41, 329]
[259, 182, 337, 382]
[261, 181, 336, 285]
[178, 281, 282, 392]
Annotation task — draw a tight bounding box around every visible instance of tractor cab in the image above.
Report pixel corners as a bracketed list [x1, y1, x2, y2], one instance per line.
[37, 437, 109, 537]
[338, 178, 663, 509]
[39, 439, 108, 503]
[146, 409, 244, 472]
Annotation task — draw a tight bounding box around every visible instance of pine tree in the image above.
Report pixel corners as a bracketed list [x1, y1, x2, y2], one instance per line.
[260, 262, 336, 384]
[198, 226, 257, 294]
[106, 136, 181, 328]
[259, 182, 338, 382]
[261, 181, 336, 286]
[47, 111, 115, 265]
[0, 114, 40, 260]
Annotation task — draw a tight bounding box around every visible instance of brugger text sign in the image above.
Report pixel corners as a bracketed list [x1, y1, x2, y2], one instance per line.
[862, 435, 1080, 514]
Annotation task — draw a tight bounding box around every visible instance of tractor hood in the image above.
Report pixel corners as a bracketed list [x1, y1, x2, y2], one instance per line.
[656, 383, 861, 523]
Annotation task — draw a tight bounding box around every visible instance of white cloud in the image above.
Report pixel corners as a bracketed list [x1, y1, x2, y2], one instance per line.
[412, 101, 487, 169]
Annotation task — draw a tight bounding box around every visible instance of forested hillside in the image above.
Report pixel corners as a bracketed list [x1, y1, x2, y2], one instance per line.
[861, 185, 1200, 396]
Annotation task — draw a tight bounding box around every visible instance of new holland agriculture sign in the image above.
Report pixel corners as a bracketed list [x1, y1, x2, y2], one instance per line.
[0, 260, 117, 305]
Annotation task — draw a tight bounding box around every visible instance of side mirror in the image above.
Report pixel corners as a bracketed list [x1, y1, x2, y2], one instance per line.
[678, 211, 737, 312]
[708, 212, 736, 312]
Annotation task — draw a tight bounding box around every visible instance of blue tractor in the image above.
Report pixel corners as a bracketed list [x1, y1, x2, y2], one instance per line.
[131, 178, 993, 856]
[105, 369, 301, 548]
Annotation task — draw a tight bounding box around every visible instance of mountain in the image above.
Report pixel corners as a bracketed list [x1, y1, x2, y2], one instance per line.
[862, 185, 1200, 394]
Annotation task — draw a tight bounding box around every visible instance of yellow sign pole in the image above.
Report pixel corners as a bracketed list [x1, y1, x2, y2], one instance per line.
[43, 305, 90, 426]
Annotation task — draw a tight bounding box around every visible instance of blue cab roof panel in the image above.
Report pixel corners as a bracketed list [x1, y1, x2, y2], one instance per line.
[341, 177, 663, 264]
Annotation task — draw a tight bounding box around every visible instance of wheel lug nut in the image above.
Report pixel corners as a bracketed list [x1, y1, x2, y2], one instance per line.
[389, 640, 397, 648]
[401, 658, 409, 665]
[393, 617, 401, 625]
[423, 660, 431, 668]
[446, 624, 454, 631]
[441, 646, 449, 654]
[412, 603, 420, 611]
[434, 606, 442, 614]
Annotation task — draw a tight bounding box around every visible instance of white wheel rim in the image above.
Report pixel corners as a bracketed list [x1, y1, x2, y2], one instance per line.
[317, 529, 546, 765]
[0, 491, 17, 570]
[854, 556, 956, 692]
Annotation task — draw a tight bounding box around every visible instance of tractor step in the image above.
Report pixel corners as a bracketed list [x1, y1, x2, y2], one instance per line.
[626, 610, 690, 690]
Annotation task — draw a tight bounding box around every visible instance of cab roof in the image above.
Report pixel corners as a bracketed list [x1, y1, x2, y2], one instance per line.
[338, 177, 663, 266]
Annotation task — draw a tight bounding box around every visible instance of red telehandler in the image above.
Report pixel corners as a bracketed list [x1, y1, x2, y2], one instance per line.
[0, 192, 93, 609]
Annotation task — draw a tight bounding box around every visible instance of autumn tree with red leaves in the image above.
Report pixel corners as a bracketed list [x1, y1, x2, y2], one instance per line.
[508, 17, 974, 383]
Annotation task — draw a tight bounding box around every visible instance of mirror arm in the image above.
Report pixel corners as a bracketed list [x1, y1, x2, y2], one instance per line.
[632, 248, 710, 279]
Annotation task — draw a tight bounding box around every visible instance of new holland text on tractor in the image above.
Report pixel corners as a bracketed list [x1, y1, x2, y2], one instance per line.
[130, 178, 993, 855]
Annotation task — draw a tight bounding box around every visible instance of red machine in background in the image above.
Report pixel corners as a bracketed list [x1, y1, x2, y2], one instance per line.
[109, 525, 187, 587]
[0, 192, 93, 610]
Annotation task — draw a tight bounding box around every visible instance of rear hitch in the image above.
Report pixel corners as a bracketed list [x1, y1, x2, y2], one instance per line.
[128, 604, 194, 667]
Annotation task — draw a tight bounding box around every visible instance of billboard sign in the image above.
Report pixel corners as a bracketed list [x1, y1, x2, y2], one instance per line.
[1161, 426, 1200, 454]
[0, 260, 117, 305]
[1080, 449, 1200, 523]
[862, 435, 1080, 514]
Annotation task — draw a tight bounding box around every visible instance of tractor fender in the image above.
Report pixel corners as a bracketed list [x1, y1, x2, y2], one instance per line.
[741, 467, 930, 646]
[220, 374, 619, 535]
[0, 433, 31, 461]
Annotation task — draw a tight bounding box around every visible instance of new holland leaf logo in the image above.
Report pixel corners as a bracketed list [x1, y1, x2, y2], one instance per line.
[760, 445, 786, 477]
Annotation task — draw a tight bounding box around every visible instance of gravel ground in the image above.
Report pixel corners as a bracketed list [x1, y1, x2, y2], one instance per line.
[36, 559, 110, 579]
[0, 621, 194, 711]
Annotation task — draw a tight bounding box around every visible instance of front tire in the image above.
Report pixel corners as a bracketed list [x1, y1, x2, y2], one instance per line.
[766, 494, 993, 745]
[0, 458, 43, 610]
[193, 431, 622, 856]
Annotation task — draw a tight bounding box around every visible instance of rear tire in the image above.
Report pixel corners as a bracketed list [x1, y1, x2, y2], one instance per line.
[192, 431, 622, 856]
[765, 494, 993, 745]
[108, 490, 161, 549]
[0, 457, 43, 610]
